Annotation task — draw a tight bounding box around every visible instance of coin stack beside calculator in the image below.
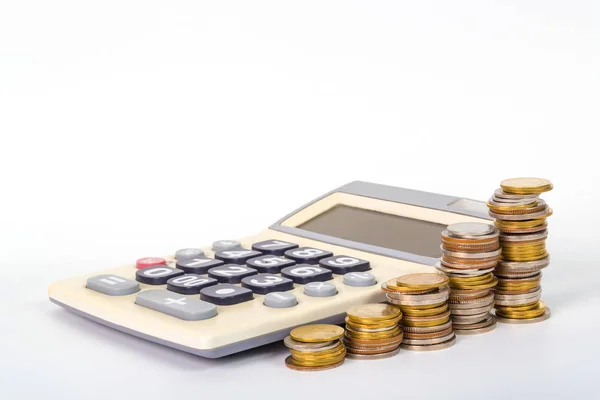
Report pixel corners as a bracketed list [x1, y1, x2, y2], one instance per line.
[343, 304, 403, 360]
[382, 273, 455, 351]
[437, 222, 499, 335]
[284, 325, 346, 371]
[487, 178, 553, 323]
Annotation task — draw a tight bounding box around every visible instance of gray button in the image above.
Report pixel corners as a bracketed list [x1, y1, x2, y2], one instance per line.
[264, 292, 297, 308]
[343, 272, 377, 287]
[87, 274, 140, 296]
[136, 289, 217, 321]
[212, 240, 242, 252]
[304, 281, 337, 297]
[175, 248, 204, 260]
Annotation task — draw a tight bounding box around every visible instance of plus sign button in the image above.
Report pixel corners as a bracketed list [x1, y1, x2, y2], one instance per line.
[135, 289, 217, 320]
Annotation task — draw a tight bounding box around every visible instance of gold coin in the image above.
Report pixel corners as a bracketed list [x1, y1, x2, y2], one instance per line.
[495, 218, 548, 229]
[346, 304, 402, 322]
[401, 316, 451, 328]
[382, 279, 437, 294]
[495, 300, 547, 319]
[290, 346, 346, 360]
[500, 178, 553, 194]
[285, 355, 344, 371]
[395, 273, 450, 290]
[345, 326, 402, 340]
[400, 303, 448, 317]
[290, 324, 345, 343]
[450, 276, 498, 290]
[345, 316, 401, 330]
[288, 354, 347, 367]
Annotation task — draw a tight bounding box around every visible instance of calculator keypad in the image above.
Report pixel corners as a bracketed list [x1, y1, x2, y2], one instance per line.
[241, 274, 294, 295]
[264, 292, 298, 308]
[136, 289, 217, 321]
[280, 264, 333, 284]
[136, 266, 185, 285]
[212, 240, 242, 252]
[304, 281, 337, 297]
[284, 247, 333, 264]
[343, 272, 377, 287]
[319, 255, 371, 274]
[200, 284, 254, 306]
[176, 257, 224, 274]
[87, 275, 140, 296]
[246, 255, 296, 273]
[166, 274, 218, 295]
[175, 248, 205, 260]
[252, 240, 299, 255]
[215, 249, 263, 265]
[208, 265, 258, 284]
[136, 257, 167, 270]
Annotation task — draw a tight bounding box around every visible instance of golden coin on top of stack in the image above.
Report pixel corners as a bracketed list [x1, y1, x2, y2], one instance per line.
[437, 222, 499, 335]
[284, 324, 346, 371]
[344, 303, 403, 360]
[487, 177, 553, 324]
[382, 273, 456, 351]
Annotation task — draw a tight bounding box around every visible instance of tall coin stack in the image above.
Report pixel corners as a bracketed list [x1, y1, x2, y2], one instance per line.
[487, 178, 553, 324]
[284, 324, 346, 371]
[383, 273, 456, 351]
[437, 222, 499, 335]
[343, 304, 403, 360]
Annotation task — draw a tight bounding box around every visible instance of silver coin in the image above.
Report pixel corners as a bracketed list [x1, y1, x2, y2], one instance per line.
[494, 189, 539, 200]
[441, 247, 502, 259]
[436, 263, 496, 276]
[499, 231, 548, 243]
[442, 229, 500, 241]
[402, 333, 455, 346]
[447, 222, 496, 238]
[400, 336, 456, 351]
[451, 312, 490, 324]
[488, 197, 538, 207]
[450, 304, 494, 315]
[494, 287, 542, 301]
[385, 286, 449, 302]
[387, 296, 449, 307]
[345, 347, 401, 360]
[494, 308, 551, 324]
[283, 336, 337, 351]
[449, 293, 495, 307]
[498, 256, 550, 269]
[489, 207, 550, 221]
[348, 324, 398, 333]
[454, 320, 497, 335]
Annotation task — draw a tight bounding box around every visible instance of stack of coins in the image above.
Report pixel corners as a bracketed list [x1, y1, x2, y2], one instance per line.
[382, 273, 456, 351]
[487, 178, 553, 324]
[284, 324, 346, 371]
[437, 222, 499, 335]
[343, 304, 403, 360]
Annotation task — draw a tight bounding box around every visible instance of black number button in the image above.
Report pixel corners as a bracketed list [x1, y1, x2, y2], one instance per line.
[319, 256, 371, 274]
[176, 257, 224, 274]
[241, 274, 294, 294]
[284, 247, 333, 264]
[136, 266, 184, 285]
[214, 249, 262, 265]
[166, 274, 218, 295]
[280, 264, 333, 284]
[208, 264, 258, 284]
[200, 284, 254, 306]
[252, 240, 299, 255]
[246, 255, 295, 273]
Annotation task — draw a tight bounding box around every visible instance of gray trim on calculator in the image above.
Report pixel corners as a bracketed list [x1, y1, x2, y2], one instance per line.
[50, 297, 346, 358]
[270, 181, 492, 267]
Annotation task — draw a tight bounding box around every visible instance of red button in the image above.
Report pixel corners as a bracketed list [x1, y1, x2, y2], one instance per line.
[136, 257, 167, 269]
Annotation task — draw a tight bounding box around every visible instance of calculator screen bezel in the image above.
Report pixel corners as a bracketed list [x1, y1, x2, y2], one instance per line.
[269, 181, 492, 266]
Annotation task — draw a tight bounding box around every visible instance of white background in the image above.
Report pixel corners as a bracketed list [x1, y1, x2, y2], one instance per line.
[1, 1, 599, 398]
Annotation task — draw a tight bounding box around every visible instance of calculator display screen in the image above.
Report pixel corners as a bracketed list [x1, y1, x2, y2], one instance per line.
[298, 205, 446, 258]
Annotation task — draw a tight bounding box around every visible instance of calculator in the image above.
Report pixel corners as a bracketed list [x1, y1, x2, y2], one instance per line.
[49, 181, 491, 358]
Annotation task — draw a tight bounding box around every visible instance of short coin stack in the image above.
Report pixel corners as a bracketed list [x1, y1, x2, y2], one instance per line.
[284, 324, 346, 371]
[343, 304, 403, 360]
[487, 177, 553, 324]
[383, 273, 456, 351]
[437, 222, 499, 335]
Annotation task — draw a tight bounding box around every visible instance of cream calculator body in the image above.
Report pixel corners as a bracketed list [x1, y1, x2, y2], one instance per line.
[49, 181, 491, 358]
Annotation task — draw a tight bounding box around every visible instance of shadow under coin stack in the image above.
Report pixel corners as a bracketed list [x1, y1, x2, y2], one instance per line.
[488, 178, 553, 324]
[437, 222, 499, 335]
[383, 273, 456, 351]
[343, 304, 403, 360]
[284, 324, 346, 371]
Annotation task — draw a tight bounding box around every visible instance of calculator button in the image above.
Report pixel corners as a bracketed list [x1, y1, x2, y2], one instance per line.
[264, 292, 298, 308]
[343, 272, 377, 287]
[284, 247, 333, 264]
[252, 240, 299, 255]
[319, 256, 371, 274]
[208, 264, 258, 284]
[136, 289, 217, 321]
[175, 248, 205, 260]
[136, 257, 167, 270]
[246, 255, 296, 273]
[212, 240, 242, 252]
[214, 249, 262, 265]
[136, 266, 185, 285]
[176, 257, 224, 274]
[280, 264, 333, 284]
[241, 274, 294, 295]
[304, 281, 337, 297]
[200, 284, 254, 306]
[87, 275, 140, 296]
[166, 274, 218, 295]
